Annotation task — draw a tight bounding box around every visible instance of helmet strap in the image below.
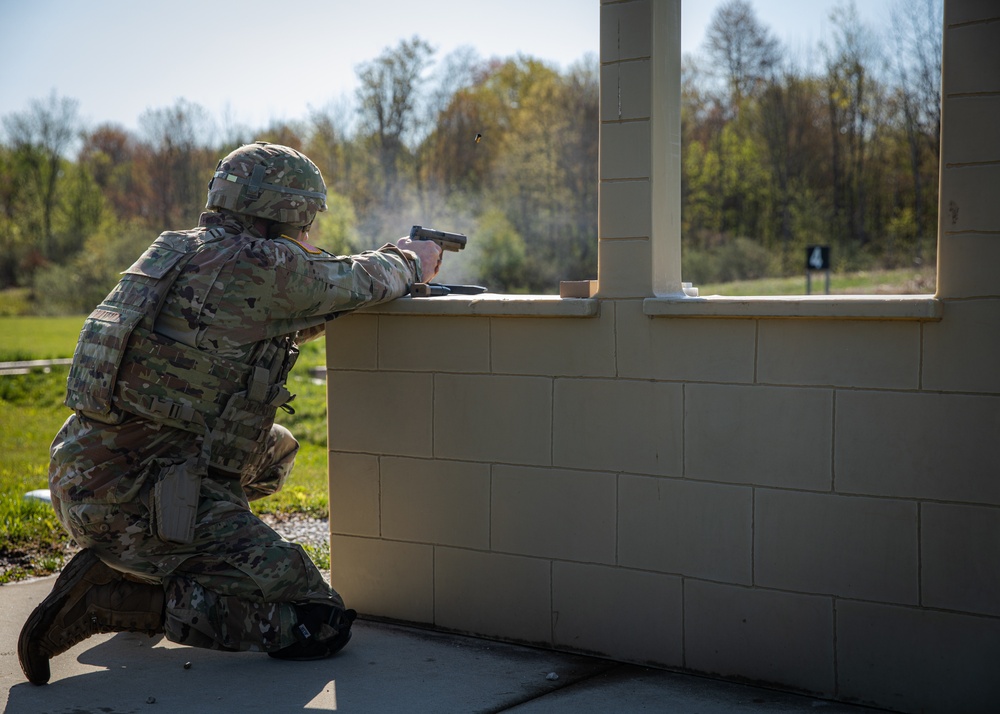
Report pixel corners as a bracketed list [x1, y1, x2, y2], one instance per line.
[245, 164, 267, 200]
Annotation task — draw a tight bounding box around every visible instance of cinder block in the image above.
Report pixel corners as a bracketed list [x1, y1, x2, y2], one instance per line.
[922, 502, 1000, 617]
[491, 465, 617, 563]
[553, 378, 683, 476]
[329, 535, 433, 623]
[940, 164, 1000, 233]
[685, 384, 832, 490]
[755, 490, 918, 604]
[836, 390, 1000, 504]
[600, 121, 651, 180]
[328, 451, 380, 536]
[944, 21, 1000, 95]
[327, 371, 433, 457]
[757, 320, 920, 389]
[378, 315, 489, 373]
[596, 239, 653, 297]
[945, 0, 1000, 25]
[553, 562, 682, 666]
[615, 300, 755, 382]
[923, 299, 1000, 393]
[942, 95, 1000, 165]
[618, 475, 752, 584]
[434, 374, 552, 465]
[600, 60, 652, 122]
[936, 234, 1000, 298]
[684, 580, 835, 696]
[434, 547, 551, 645]
[491, 310, 616, 378]
[600, 0, 651, 63]
[381, 457, 490, 549]
[837, 600, 1000, 713]
[326, 314, 377, 370]
[599, 179, 651, 238]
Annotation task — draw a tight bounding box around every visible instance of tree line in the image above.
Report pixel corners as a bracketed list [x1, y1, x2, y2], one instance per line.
[0, 0, 941, 313]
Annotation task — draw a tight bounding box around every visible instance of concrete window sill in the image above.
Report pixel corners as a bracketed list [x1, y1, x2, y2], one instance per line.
[643, 294, 943, 320]
[359, 293, 944, 321]
[361, 294, 600, 317]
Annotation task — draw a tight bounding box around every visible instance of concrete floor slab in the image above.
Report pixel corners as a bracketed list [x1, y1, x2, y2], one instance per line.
[1, 576, 878, 713]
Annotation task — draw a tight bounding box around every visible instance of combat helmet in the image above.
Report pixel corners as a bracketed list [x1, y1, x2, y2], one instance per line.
[206, 141, 327, 228]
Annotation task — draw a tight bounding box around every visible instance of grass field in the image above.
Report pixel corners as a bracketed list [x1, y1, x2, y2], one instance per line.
[0, 316, 86, 361]
[698, 265, 936, 296]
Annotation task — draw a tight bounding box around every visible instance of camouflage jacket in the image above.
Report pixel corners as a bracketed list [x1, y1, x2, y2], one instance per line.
[53, 212, 421, 504]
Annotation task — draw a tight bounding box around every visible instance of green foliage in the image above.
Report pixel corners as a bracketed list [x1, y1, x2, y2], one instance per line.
[309, 191, 359, 255]
[31, 216, 151, 315]
[0, 288, 32, 317]
[475, 209, 527, 292]
[301, 540, 331, 572]
[684, 235, 778, 285]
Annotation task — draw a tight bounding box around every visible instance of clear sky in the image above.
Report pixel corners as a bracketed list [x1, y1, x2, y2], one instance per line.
[0, 0, 898, 137]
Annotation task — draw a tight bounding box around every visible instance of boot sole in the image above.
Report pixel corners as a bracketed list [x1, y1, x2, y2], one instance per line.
[17, 549, 102, 685]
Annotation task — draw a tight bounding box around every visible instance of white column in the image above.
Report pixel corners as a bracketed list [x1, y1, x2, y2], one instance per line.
[598, 0, 682, 298]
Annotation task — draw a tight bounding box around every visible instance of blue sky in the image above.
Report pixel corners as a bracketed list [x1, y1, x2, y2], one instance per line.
[0, 0, 898, 135]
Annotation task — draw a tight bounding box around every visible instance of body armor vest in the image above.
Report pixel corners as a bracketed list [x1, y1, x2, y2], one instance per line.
[65, 226, 298, 474]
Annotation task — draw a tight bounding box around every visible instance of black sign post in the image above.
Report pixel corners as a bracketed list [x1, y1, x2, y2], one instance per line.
[805, 245, 831, 295]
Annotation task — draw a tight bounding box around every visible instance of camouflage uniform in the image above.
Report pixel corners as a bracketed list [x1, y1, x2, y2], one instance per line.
[49, 211, 421, 652]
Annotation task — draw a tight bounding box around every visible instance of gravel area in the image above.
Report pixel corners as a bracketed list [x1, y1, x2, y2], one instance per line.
[258, 512, 330, 550]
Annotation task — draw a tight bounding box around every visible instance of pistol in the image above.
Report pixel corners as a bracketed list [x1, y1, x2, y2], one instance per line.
[409, 225, 467, 252]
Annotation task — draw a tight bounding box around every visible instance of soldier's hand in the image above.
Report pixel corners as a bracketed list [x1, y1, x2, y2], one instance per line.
[397, 236, 443, 282]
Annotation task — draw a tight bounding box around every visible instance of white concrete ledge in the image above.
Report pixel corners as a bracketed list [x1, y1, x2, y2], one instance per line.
[360, 293, 944, 320]
[643, 294, 944, 320]
[361, 294, 600, 317]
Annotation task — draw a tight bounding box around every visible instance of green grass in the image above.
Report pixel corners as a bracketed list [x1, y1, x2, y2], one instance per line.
[0, 367, 74, 582]
[0, 315, 86, 361]
[259, 338, 329, 516]
[698, 266, 936, 297]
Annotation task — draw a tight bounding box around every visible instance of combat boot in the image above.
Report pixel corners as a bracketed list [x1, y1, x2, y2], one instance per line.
[269, 603, 356, 661]
[18, 548, 165, 685]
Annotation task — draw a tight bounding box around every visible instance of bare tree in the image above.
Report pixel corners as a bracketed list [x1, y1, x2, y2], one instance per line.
[755, 60, 822, 266]
[823, 0, 884, 248]
[1, 91, 81, 260]
[704, 0, 782, 114]
[356, 36, 435, 206]
[306, 97, 355, 196]
[79, 123, 145, 220]
[138, 99, 213, 227]
[888, 0, 942, 263]
[698, 1, 784, 246]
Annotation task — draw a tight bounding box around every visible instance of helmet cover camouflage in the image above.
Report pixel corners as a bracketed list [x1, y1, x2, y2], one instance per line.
[206, 141, 327, 227]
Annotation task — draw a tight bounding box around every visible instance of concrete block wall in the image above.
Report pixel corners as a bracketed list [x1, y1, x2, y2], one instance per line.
[326, 1, 1000, 711]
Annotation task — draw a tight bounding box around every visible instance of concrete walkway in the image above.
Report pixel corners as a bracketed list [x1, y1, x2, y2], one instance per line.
[1, 576, 879, 713]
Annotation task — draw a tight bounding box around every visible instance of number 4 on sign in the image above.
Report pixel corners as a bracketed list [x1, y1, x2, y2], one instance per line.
[805, 245, 830, 272]
[804, 245, 830, 294]
[809, 246, 824, 270]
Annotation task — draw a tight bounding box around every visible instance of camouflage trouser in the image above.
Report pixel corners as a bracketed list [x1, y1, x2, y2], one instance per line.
[51, 422, 344, 653]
